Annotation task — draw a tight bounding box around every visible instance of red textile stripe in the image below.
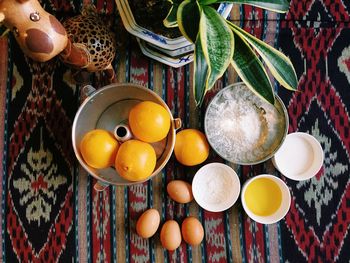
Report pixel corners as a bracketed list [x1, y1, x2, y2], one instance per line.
[130, 49, 149, 86]
[242, 6, 264, 41]
[96, 0, 115, 14]
[244, 216, 268, 262]
[164, 67, 188, 263]
[203, 211, 227, 262]
[242, 165, 252, 262]
[128, 183, 150, 262]
[91, 179, 112, 263]
[166, 68, 176, 117]
[241, 165, 266, 262]
[127, 49, 151, 262]
[175, 67, 186, 124]
[173, 67, 188, 263]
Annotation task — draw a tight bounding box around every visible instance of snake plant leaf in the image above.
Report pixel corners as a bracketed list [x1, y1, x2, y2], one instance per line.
[228, 21, 297, 91]
[177, 0, 201, 43]
[200, 6, 234, 90]
[231, 32, 275, 104]
[199, 0, 290, 13]
[163, 0, 183, 28]
[194, 34, 210, 105]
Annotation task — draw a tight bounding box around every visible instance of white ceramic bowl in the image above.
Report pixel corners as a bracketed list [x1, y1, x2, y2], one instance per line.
[272, 132, 324, 181]
[192, 163, 240, 212]
[116, 0, 232, 51]
[241, 174, 291, 224]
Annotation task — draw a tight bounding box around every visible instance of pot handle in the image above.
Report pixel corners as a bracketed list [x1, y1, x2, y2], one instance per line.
[80, 85, 97, 104]
[94, 181, 109, 192]
[174, 118, 182, 130]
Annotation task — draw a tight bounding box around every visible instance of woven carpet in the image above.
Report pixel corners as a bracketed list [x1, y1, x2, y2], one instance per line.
[0, 0, 350, 262]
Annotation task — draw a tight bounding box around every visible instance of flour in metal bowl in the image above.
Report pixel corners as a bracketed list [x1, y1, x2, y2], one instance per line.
[204, 83, 288, 164]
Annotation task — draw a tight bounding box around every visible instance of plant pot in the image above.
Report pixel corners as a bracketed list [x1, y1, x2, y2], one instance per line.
[137, 38, 193, 68]
[116, 0, 232, 65]
[72, 83, 181, 189]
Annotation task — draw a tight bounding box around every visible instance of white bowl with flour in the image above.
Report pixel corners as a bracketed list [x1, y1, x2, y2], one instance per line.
[204, 83, 288, 165]
[192, 163, 240, 212]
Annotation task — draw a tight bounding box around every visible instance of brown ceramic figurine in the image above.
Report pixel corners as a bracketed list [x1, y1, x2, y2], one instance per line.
[0, 1, 116, 82]
[61, 5, 117, 82]
[0, 0, 68, 62]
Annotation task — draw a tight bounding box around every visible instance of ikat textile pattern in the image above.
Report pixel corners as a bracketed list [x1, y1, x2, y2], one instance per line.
[0, 0, 349, 262]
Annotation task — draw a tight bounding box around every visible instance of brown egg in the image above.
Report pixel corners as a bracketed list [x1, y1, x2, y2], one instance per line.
[136, 209, 160, 238]
[160, 220, 182, 251]
[181, 217, 204, 246]
[167, 180, 193, 204]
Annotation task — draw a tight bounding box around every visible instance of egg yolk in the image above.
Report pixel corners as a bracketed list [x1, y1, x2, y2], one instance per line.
[244, 178, 282, 216]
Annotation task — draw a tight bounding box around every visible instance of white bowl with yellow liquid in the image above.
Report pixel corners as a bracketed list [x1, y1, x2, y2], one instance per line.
[241, 174, 291, 224]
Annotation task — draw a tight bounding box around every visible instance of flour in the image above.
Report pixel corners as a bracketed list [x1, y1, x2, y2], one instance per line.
[195, 166, 233, 204]
[205, 84, 286, 163]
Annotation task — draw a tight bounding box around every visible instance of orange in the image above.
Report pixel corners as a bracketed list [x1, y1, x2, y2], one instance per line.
[174, 129, 209, 166]
[80, 129, 119, 169]
[129, 101, 171, 143]
[115, 139, 156, 181]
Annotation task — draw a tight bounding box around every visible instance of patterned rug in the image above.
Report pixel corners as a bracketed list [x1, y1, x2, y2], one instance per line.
[0, 0, 349, 262]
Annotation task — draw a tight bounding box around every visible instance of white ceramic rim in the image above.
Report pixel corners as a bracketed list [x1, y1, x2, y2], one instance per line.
[192, 163, 241, 212]
[148, 42, 194, 57]
[272, 132, 324, 181]
[137, 38, 193, 68]
[241, 174, 291, 224]
[116, 0, 233, 50]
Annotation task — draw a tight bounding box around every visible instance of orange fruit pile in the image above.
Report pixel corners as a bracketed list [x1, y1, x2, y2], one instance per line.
[79, 101, 172, 182]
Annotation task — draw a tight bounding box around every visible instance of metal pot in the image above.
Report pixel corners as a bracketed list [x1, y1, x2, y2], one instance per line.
[72, 83, 181, 189]
[204, 82, 289, 165]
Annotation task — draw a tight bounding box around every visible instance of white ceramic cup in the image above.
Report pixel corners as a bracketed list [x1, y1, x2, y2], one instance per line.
[272, 132, 324, 181]
[192, 163, 240, 212]
[241, 174, 291, 224]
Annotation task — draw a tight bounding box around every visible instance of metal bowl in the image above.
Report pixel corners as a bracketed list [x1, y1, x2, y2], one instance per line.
[72, 83, 181, 187]
[204, 82, 288, 165]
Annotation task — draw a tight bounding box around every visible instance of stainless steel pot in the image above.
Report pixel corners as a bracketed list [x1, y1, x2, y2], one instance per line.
[72, 83, 181, 189]
[204, 82, 288, 165]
